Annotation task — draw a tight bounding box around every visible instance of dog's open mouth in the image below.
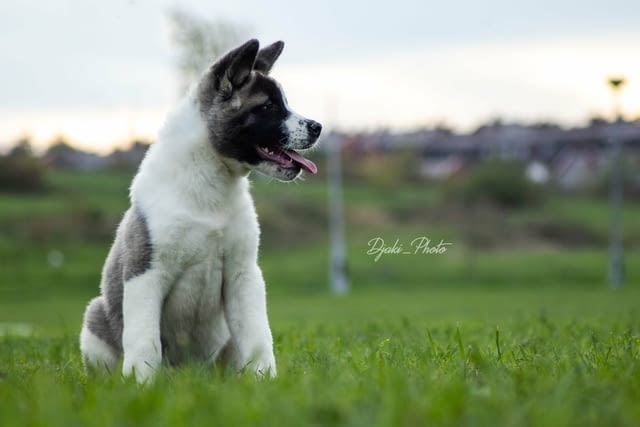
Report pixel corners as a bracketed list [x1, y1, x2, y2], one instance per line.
[256, 146, 317, 174]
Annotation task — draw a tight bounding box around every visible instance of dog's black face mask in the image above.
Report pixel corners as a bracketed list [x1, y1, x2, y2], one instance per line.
[197, 39, 322, 181]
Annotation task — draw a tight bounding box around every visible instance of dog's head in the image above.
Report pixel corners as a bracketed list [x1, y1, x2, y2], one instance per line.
[197, 39, 321, 181]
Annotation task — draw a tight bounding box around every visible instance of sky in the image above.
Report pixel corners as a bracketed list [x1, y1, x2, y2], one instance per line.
[1, 0, 640, 153]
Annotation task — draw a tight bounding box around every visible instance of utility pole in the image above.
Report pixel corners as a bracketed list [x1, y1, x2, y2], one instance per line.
[607, 76, 626, 288]
[326, 98, 349, 295]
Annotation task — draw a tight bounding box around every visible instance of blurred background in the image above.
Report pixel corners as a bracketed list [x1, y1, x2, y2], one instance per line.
[1, 0, 639, 335]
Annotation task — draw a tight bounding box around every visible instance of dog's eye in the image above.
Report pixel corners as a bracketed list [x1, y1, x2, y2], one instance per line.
[251, 101, 278, 116]
[261, 101, 275, 112]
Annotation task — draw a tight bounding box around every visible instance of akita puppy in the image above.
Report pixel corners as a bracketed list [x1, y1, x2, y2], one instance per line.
[79, 39, 321, 383]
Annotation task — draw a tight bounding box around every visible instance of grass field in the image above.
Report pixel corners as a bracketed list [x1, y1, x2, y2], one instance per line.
[1, 288, 639, 426]
[1, 170, 639, 426]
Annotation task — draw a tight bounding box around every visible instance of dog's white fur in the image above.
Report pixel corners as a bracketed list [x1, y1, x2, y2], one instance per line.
[81, 93, 276, 383]
[80, 327, 118, 373]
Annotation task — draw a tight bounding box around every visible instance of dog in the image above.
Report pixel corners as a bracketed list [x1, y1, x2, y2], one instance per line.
[79, 39, 322, 383]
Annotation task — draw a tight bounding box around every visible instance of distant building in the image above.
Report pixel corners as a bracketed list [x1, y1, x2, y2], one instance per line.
[43, 140, 150, 171]
[107, 141, 150, 170]
[44, 142, 109, 170]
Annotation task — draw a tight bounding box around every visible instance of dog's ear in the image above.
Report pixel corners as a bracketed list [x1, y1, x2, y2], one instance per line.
[254, 41, 285, 75]
[211, 39, 260, 98]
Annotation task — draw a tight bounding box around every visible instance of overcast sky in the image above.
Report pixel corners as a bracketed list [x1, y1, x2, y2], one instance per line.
[1, 0, 639, 152]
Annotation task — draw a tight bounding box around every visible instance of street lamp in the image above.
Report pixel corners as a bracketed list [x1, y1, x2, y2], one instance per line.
[608, 77, 626, 120]
[607, 76, 626, 288]
[325, 96, 349, 295]
[326, 132, 349, 295]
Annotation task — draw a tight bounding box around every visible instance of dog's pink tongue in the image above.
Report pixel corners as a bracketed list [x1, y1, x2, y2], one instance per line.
[286, 150, 317, 174]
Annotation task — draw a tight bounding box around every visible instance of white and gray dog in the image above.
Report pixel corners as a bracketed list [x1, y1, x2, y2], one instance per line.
[79, 39, 321, 383]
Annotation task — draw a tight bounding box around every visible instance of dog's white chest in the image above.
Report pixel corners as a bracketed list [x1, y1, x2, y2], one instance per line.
[153, 199, 258, 361]
[159, 230, 226, 361]
[163, 241, 223, 321]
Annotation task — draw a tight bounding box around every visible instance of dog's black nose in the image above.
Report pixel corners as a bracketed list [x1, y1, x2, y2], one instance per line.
[307, 120, 322, 138]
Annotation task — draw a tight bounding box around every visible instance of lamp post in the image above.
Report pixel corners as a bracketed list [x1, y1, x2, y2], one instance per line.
[325, 96, 349, 295]
[607, 76, 626, 288]
[326, 131, 349, 295]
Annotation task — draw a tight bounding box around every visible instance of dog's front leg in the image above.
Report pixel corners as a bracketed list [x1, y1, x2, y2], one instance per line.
[223, 264, 276, 377]
[122, 270, 168, 383]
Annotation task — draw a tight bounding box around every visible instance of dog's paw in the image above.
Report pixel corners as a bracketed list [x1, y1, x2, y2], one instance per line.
[252, 353, 277, 378]
[122, 356, 159, 384]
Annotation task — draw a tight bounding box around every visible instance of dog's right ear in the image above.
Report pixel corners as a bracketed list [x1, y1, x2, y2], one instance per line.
[210, 39, 260, 98]
[254, 41, 284, 75]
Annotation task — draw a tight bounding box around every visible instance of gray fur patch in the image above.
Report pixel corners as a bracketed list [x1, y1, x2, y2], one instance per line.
[123, 206, 153, 280]
[85, 205, 154, 353]
[85, 296, 121, 351]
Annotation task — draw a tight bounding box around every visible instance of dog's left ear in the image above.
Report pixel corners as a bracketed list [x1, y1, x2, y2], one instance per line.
[209, 39, 260, 99]
[225, 39, 260, 87]
[254, 41, 285, 75]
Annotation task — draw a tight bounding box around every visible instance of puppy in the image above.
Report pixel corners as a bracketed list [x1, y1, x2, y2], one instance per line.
[79, 39, 321, 383]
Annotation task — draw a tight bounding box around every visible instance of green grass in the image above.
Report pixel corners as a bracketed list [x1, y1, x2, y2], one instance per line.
[510, 194, 640, 243]
[0, 170, 131, 219]
[2, 169, 640, 426]
[2, 239, 638, 335]
[2, 288, 640, 427]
